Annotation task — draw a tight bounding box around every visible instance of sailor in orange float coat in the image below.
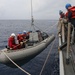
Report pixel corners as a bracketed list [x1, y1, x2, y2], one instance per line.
[22, 30, 27, 41]
[22, 30, 30, 41]
[59, 10, 65, 18]
[8, 33, 21, 50]
[17, 32, 24, 44]
[17, 32, 26, 48]
[26, 31, 30, 40]
[65, 3, 75, 27]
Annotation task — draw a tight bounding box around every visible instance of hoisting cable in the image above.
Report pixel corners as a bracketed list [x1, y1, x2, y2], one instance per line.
[39, 35, 57, 75]
[30, 0, 58, 33]
[34, 21, 58, 33]
[3, 51, 31, 75]
[34, 25, 45, 32]
[45, 22, 58, 32]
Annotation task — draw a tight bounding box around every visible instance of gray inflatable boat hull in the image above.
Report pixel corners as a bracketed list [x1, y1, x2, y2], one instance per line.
[0, 34, 55, 64]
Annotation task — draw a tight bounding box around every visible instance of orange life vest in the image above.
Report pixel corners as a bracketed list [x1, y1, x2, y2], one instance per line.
[65, 6, 75, 18]
[22, 34, 26, 40]
[8, 36, 21, 50]
[69, 6, 75, 18]
[17, 34, 23, 43]
[65, 6, 75, 19]
[8, 37, 15, 48]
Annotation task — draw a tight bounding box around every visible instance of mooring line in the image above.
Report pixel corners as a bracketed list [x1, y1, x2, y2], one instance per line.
[3, 51, 31, 75]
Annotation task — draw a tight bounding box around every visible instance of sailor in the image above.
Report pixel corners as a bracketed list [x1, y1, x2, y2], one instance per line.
[22, 30, 30, 44]
[22, 30, 27, 40]
[26, 31, 30, 40]
[59, 10, 65, 18]
[65, 3, 75, 27]
[58, 10, 65, 34]
[17, 32, 25, 48]
[65, 3, 75, 43]
[17, 32, 24, 44]
[8, 33, 21, 50]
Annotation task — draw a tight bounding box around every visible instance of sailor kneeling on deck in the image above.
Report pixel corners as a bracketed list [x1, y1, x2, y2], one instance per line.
[8, 33, 21, 50]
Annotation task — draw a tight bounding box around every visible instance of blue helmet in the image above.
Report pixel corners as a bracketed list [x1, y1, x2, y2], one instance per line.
[23, 30, 26, 34]
[18, 32, 22, 34]
[65, 3, 71, 9]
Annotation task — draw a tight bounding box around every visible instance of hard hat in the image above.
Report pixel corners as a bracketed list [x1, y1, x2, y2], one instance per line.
[23, 30, 26, 34]
[59, 10, 63, 14]
[65, 3, 71, 9]
[11, 33, 16, 37]
[18, 32, 22, 34]
[23, 30, 26, 33]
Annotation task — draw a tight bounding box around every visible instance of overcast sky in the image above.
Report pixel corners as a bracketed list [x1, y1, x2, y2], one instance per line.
[0, 0, 75, 20]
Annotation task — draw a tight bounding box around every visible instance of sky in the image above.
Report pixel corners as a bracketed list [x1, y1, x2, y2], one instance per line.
[0, 0, 75, 20]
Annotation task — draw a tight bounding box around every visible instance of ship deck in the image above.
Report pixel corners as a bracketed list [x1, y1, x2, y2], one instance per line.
[61, 43, 75, 75]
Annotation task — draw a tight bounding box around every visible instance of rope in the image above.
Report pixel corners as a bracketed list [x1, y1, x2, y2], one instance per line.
[3, 51, 31, 75]
[39, 36, 56, 75]
[45, 22, 58, 32]
[34, 25, 44, 32]
[33, 21, 58, 33]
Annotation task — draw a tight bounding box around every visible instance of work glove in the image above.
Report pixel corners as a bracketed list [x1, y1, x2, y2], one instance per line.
[20, 42, 23, 45]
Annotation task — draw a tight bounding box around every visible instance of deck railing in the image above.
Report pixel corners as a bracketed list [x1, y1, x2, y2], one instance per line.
[58, 18, 75, 75]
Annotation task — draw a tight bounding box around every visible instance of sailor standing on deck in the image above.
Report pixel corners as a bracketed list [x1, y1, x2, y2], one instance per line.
[65, 3, 75, 27]
[59, 10, 65, 18]
[65, 3, 75, 43]
[57, 10, 66, 35]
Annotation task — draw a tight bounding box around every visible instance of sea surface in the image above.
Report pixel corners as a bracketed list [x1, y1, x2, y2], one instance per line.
[0, 20, 59, 75]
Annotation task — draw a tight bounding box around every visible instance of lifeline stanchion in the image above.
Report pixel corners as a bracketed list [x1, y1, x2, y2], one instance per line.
[61, 22, 65, 43]
[3, 51, 31, 75]
[66, 23, 71, 64]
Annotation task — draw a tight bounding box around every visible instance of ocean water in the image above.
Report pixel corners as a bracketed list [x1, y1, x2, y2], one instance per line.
[0, 20, 59, 75]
